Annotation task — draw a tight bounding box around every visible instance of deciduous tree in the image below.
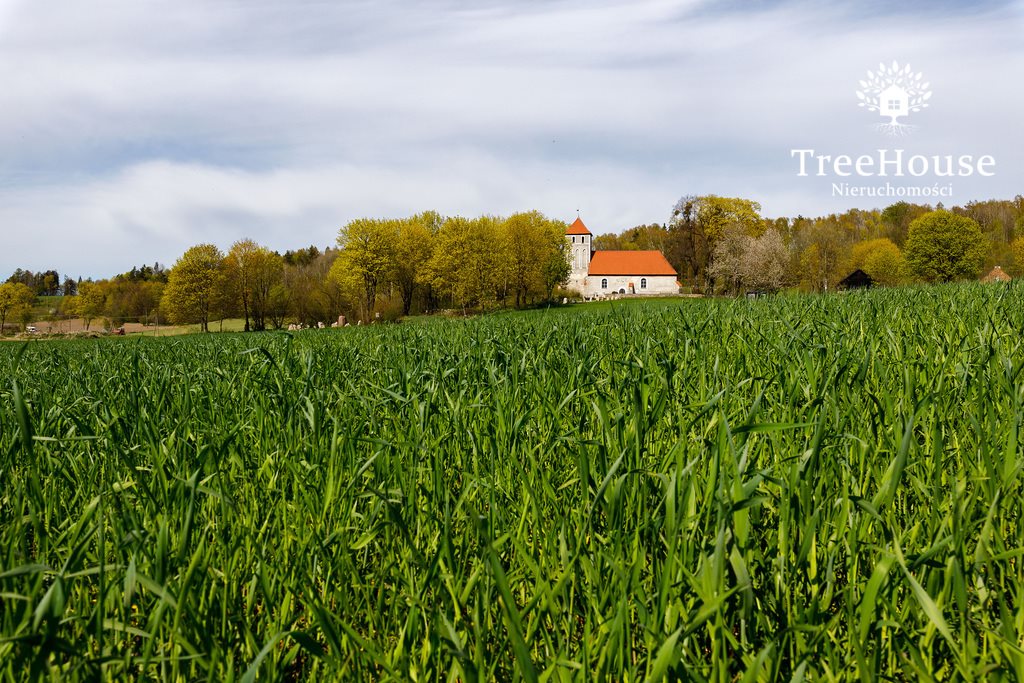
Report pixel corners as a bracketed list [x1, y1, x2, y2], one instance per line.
[424, 216, 502, 311]
[669, 195, 763, 290]
[162, 244, 225, 331]
[905, 210, 986, 283]
[707, 228, 789, 294]
[880, 201, 930, 246]
[792, 218, 846, 291]
[706, 226, 748, 295]
[844, 238, 907, 286]
[284, 250, 348, 326]
[741, 229, 789, 293]
[0, 282, 34, 333]
[249, 248, 284, 331]
[501, 211, 568, 307]
[224, 239, 282, 331]
[1011, 236, 1024, 276]
[333, 219, 397, 321]
[393, 212, 439, 316]
[62, 277, 78, 297]
[72, 281, 109, 331]
[540, 225, 571, 301]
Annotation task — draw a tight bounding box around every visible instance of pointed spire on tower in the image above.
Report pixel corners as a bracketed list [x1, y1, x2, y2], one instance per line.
[567, 216, 591, 235]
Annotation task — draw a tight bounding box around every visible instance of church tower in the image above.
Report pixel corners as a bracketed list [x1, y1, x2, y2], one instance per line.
[566, 216, 592, 291]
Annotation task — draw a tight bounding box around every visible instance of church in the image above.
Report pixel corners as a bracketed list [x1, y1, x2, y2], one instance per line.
[565, 217, 679, 298]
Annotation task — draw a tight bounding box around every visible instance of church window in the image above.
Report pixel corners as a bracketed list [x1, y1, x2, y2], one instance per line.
[640, 278, 647, 289]
[601, 278, 608, 289]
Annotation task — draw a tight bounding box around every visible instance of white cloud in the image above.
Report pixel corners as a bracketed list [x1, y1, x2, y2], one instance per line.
[1, 155, 687, 276]
[0, 0, 1021, 277]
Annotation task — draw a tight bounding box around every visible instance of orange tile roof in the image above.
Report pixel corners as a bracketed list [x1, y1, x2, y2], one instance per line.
[982, 266, 1011, 282]
[589, 250, 677, 276]
[566, 217, 592, 235]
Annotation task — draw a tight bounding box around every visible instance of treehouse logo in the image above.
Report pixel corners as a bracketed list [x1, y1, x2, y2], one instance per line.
[789, 60, 996, 200]
[856, 61, 932, 136]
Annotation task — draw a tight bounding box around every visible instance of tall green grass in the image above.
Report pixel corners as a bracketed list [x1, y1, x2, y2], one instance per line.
[2, 283, 1024, 680]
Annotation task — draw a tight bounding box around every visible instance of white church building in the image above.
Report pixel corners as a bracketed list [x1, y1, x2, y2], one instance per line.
[565, 217, 679, 298]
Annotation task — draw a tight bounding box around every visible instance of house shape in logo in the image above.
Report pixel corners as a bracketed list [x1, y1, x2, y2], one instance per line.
[879, 84, 909, 123]
[855, 62, 931, 135]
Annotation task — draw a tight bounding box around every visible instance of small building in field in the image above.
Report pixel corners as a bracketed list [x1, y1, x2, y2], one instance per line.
[981, 265, 1011, 283]
[565, 217, 679, 297]
[838, 269, 874, 290]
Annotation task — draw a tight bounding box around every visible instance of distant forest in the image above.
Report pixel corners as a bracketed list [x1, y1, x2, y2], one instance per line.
[2, 196, 1021, 332]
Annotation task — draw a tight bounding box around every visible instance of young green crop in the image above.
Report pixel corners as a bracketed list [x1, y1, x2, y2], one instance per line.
[1, 283, 1023, 680]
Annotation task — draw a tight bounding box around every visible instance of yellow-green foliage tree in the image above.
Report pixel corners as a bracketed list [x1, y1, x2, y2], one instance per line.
[394, 212, 440, 316]
[70, 281, 110, 331]
[162, 244, 225, 332]
[224, 239, 260, 332]
[540, 225, 571, 301]
[249, 249, 284, 331]
[331, 218, 397, 322]
[0, 282, 34, 333]
[798, 244, 823, 292]
[225, 239, 284, 331]
[501, 211, 569, 308]
[794, 221, 846, 292]
[905, 210, 987, 283]
[845, 238, 908, 286]
[218, 210, 569, 322]
[424, 216, 503, 312]
[103, 279, 165, 326]
[701, 197, 764, 239]
[1011, 236, 1024, 276]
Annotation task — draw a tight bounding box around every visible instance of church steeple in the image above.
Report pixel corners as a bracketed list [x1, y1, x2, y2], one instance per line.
[567, 216, 591, 236]
[566, 216, 592, 275]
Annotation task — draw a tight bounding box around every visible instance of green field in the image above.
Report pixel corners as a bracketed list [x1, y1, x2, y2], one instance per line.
[2, 285, 1024, 680]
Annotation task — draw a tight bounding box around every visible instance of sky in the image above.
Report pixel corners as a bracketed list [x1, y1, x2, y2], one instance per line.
[1, 0, 1022, 278]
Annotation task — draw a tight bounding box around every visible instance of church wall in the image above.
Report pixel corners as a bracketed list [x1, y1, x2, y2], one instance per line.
[581, 275, 678, 297]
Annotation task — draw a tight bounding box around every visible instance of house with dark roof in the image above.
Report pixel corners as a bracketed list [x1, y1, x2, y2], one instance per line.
[565, 217, 679, 297]
[838, 269, 874, 290]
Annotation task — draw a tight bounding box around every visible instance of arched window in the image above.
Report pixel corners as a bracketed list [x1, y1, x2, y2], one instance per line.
[640, 278, 647, 289]
[601, 278, 608, 289]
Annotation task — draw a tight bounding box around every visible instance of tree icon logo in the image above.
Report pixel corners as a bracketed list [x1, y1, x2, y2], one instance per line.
[856, 61, 931, 136]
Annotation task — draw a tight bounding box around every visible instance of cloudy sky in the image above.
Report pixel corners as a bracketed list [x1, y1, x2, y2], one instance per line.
[1, 0, 1022, 278]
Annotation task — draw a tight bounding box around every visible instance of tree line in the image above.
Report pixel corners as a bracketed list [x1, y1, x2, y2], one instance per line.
[161, 210, 568, 330]
[5, 196, 1022, 334]
[3, 210, 569, 333]
[600, 195, 1024, 294]
[333, 211, 569, 319]
[5, 268, 78, 297]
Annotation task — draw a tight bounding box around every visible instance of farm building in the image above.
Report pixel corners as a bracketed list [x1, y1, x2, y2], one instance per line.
[981, 266, 1011, 283]
[838, 269, 874, 290]
[565, 217, 678, 297]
